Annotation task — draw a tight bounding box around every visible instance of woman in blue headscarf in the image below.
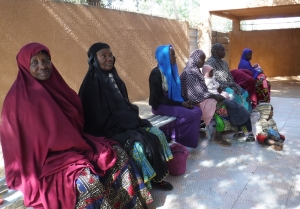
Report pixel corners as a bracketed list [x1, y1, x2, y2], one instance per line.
[237, 48, 271, 103]
[149, 45, 202, 148]
[238, 48, 262, 79]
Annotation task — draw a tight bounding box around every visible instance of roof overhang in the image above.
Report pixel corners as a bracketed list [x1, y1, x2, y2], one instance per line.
[209, 4, 300, 21]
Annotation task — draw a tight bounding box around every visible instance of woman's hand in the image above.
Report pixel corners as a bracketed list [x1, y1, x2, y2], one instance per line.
[228, 82, 236, 88]
[211, 94, 225, 102]
[182, 101, 193, 109]
[217, 86, 223, 94]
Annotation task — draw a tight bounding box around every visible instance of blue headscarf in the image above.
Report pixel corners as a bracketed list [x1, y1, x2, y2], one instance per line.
[238, 48, 260, 79]
[155, 45, 184, 102]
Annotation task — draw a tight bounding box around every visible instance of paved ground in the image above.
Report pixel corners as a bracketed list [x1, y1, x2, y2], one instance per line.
[142, 96, 300, 209]
[139, 80, 300, 209]
[0, 79, 300, 209]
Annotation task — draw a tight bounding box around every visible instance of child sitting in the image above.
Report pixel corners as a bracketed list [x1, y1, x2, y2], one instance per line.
[202, 65, 231, 100]
[255, 103, 285, 151]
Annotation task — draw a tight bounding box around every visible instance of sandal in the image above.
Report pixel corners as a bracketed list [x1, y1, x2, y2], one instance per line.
[233, 132, 245, 138]
[213, 138, 231, 147]
[245, 134, 255, 142]
[151, 180, 173, 191]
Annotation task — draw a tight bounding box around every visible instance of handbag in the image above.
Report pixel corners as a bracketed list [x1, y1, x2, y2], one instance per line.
[167, 142, 189, 176]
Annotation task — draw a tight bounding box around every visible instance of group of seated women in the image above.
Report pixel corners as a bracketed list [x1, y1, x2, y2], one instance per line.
[0, 42, 269, 208]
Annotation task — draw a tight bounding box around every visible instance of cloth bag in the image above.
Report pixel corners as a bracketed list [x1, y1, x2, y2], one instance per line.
[167, 142, 189, 176]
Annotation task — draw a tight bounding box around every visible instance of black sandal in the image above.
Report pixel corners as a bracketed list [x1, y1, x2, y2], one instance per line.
[245, 134, 255, 142]
[152, 180, 173, 191]
[233, 132, 245, 138]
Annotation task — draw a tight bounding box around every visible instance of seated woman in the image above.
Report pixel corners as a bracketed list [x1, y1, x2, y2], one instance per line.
[79, 42, 173, 191]
[230, 69, 257, 109]
[0, 43, 152, 208]
[238, 48, 271, 103]
[180, 49, 231, 147]
[149, 44, 202, 148]
[206, 43, 251, 112]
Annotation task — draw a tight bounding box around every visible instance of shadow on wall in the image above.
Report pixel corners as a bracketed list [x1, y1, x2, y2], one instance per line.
[0, 0, 189, 113]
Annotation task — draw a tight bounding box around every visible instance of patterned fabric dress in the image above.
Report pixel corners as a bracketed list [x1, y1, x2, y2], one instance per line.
[108, 73, 172, 189]
[256, 74, 271, 103]
[75, 146, 153, 209]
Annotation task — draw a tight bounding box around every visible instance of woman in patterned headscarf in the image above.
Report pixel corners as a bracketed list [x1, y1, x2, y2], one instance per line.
[206, 43, 252, 112]
[180, 49, 232, 147]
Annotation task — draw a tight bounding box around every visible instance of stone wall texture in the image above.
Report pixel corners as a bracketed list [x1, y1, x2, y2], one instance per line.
[0, 0, 189, 113]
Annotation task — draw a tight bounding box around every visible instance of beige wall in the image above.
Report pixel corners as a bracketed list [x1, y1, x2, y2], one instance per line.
[0, 0, 189, 112]
[198, 0, 300, 58]
[229, 28, 300, 77]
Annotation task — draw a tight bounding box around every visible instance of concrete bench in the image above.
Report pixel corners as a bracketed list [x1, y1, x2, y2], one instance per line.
[0, 177, 27, 209]
[0, 115, 208, 209]
[147, 114, 211, 140]
[146, 114, 177, 128]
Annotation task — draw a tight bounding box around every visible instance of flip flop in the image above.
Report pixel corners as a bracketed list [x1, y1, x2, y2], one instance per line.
[233, 133, 245, 138]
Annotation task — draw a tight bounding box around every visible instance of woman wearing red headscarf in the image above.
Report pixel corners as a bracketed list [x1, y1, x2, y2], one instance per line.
[0, 43, 152, 209]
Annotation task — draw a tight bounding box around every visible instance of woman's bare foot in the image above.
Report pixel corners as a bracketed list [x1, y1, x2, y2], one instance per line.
[271, 142, 283, 151]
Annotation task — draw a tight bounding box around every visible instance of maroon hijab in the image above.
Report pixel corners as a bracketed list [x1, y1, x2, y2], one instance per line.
[0, 43, 117, 208]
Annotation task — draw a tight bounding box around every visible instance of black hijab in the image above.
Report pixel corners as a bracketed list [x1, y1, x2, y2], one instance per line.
[79, 43, 169, 182]
[79, 42, 150, 137]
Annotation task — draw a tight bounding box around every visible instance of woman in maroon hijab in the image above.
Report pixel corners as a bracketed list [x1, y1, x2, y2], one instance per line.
[0, 43, 152, 209]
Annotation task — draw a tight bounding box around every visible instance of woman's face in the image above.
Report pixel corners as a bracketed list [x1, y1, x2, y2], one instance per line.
[30, 52, 52, 80]
[246, 51, 252, 61]
[197, 54, 206, 68]
[169, 47, 177, 65]
[216, 46, 226, 59]
[96, 48, 114, 71]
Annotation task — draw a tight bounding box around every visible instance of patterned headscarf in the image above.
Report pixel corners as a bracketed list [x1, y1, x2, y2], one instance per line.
[185, 49, 205, 69]
[206, 43, 240, 94]
[181, 49, 212, 103]
[155, 45, 184, 102]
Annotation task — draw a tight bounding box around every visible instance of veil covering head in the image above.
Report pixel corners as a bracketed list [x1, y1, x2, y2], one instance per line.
[1, 42, 116, 208]
[155, 45, 184, 102]
[79, 42, 141, 137]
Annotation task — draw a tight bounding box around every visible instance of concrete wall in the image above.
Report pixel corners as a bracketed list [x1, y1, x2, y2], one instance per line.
[198, 0, 300, 59]
[229, 28, 300, 77]
[0, 0, 189, 111]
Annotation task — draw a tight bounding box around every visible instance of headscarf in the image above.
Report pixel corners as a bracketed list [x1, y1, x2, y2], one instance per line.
[155, 45, 184, 102]
[79, 43, 168, 182]
[79, 42, 146, 137]
[206, 43, 241, 94]
[238, 48, 260, 79]
[180, 49, 212, 103]
[202, 64, 213, 77]
[0, 43, 117, 209]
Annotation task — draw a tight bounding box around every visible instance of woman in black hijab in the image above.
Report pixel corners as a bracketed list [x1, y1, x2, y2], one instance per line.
[79, 42, 173, 191]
